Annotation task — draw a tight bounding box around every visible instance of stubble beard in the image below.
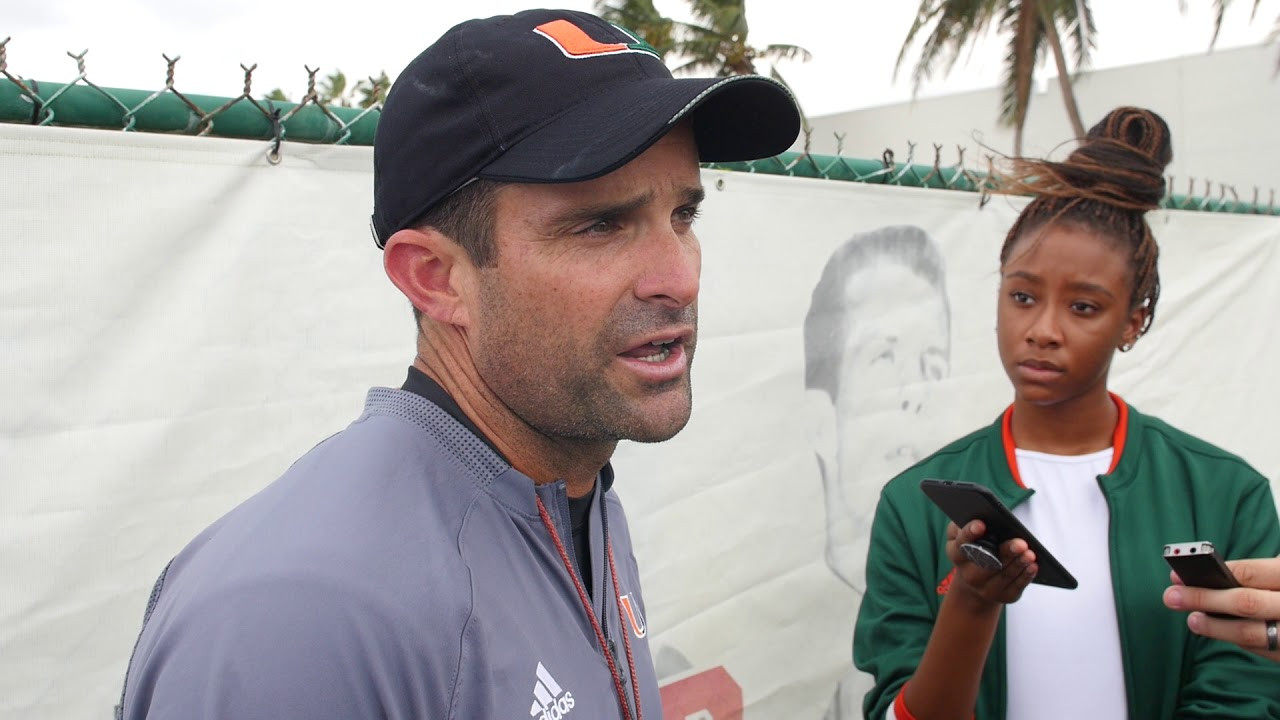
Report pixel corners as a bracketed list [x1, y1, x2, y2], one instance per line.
[473, 284, 697, 446]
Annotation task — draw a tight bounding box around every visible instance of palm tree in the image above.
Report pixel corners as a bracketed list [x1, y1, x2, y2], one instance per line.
[594, 0, 811, 77]
[594, 0, 677, 57]
[595, 0, 811, 139]
[897, 0, 1095, 155]
[1206, 0, 1280, 72]
[671, 0, 811, 77]
[318, 70, 351, 107]
[355, 71, 390, 109]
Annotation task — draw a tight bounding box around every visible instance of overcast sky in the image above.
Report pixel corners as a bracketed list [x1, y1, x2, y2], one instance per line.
[5, 0, 1278, 117]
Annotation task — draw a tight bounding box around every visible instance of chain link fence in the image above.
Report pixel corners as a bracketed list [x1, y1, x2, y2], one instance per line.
[2, 39, 1277, 216]
[705, 142, 1280, 216]
[0, 39, 382, 160]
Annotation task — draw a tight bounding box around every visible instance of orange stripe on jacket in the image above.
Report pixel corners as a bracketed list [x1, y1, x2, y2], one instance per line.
[1000, 392, 1130, 488]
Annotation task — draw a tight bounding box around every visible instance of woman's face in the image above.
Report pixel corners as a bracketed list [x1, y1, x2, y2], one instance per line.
[996, 223, 1145, 409]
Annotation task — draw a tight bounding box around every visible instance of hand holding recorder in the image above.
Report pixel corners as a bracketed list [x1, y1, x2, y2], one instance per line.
[1162, 547, 1280, 663]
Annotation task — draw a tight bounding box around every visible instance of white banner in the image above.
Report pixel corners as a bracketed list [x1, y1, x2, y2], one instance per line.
[3, 125, 1278, 719]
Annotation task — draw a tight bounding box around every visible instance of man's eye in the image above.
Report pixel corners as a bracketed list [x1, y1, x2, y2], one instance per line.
[675, 206, 702, 224]
[580, 220, 617, 235]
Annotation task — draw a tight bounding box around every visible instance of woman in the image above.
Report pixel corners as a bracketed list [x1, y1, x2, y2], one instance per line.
[853, 107, 1280, 720]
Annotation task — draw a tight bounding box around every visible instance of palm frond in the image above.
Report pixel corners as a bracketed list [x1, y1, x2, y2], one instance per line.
[686, 0, 747, 33]
[594, 0, 677, 56]
[898, 0, 1003, 96]
[897, 0, 947, 76]
[1055, 0, 1096, 71]
[1207, 0, 1263, 48]
[997, 1, 1040, 128]
[671, 54, 731, 76]
[756, 44, 813, 64]
[319, 71, 349, 107]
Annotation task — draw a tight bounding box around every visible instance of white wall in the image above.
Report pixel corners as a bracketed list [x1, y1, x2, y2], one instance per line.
[801, 44, 1280, 203]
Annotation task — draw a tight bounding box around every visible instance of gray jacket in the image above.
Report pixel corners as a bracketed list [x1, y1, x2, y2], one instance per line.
[119, 387, 661, 719]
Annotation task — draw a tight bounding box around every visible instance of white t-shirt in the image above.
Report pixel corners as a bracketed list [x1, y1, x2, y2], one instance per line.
[1005, 448, 1126, 720]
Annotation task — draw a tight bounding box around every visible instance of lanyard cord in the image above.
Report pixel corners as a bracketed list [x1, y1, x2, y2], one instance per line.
[535, 496, 643, 720]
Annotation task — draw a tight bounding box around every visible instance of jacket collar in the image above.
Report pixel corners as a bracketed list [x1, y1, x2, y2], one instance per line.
[991, 392, 1134, 499]
[365, 386, 612, 518]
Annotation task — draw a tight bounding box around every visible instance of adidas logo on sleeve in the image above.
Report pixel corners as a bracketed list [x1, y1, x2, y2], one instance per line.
[529, 662, 575, 720]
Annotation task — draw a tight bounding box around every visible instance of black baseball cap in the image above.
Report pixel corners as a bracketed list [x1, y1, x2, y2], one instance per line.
[371, 8, 801, 248]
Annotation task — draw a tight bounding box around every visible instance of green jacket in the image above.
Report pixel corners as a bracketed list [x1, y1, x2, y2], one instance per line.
[854, 399, 1280, 720]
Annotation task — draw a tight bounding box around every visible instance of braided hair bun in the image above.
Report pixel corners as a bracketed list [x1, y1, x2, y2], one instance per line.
[999, 107, 1172, 338]
[1005, 107, 1173, 211]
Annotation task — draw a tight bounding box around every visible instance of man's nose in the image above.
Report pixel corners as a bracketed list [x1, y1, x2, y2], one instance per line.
[634, 226, 700, 308]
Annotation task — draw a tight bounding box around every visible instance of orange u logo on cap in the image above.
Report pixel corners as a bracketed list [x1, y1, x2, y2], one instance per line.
[534, 19, 661, 60]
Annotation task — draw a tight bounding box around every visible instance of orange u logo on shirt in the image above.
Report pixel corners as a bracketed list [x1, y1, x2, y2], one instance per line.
[619, 593, 647, 638]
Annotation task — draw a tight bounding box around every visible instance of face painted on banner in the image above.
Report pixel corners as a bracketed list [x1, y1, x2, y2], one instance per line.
[828, 265, 949, 588]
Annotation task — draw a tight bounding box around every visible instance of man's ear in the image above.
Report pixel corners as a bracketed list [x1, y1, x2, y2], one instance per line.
[803, 388, 839, 481]
[383, 227, 475, 328]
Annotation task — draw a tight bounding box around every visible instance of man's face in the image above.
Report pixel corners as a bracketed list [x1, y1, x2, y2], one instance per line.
[467, 125, 703, 445]
[823, 264, 949, 589]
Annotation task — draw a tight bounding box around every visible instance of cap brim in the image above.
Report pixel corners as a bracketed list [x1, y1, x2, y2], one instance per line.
[478, 74, 800, 184]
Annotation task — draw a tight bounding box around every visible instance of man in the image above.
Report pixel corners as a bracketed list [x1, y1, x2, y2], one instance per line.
[116, 9, 799, 720]
[801, 225, 950, 719]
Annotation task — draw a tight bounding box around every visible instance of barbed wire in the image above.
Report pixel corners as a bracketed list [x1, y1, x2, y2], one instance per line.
[1, 41, 1276, 216]
[707, 129, 1280, 217]
[0, 37, 384, 152]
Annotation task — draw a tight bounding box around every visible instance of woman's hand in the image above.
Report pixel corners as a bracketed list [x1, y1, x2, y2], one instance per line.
[945, 520, 1039, 608]
[1163, 557, 1280, 662]
[901, 520, 1041, 720]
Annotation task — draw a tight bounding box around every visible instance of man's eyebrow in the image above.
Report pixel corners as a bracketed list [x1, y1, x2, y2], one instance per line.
[680, 185, 706, 207]
[547, 184, 705, 228]
[548, 191, 655, 227]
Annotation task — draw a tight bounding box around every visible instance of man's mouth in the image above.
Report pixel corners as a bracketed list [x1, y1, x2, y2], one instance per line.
[622, 338, 679, 363]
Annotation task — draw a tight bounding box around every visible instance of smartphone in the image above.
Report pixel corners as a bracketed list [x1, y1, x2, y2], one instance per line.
[920, 479, 1078, 589]
[1163, 541, 1240, 590]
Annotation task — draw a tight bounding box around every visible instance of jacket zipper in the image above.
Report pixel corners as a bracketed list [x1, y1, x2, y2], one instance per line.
[598, 491, 631, 713]
[555, 487, 624, 689]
